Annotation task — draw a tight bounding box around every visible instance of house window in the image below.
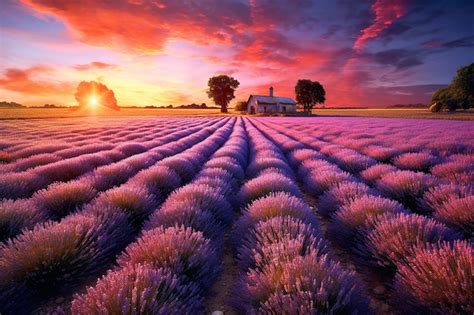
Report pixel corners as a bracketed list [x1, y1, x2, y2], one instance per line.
[264, 106, 267, 113]
[282, 106, 286, 112]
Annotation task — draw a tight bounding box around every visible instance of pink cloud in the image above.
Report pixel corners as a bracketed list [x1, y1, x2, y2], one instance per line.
[353, 0, 409, 50]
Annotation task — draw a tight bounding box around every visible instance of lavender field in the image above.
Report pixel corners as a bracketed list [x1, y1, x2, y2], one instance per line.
[0, 116, 473, 314]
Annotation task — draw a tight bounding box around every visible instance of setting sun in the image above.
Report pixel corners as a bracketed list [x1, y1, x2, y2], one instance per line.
[89, 96, 98, 107]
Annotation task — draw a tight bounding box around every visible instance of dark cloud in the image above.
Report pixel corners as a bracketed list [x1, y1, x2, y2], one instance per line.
[373, 49, 423, 69]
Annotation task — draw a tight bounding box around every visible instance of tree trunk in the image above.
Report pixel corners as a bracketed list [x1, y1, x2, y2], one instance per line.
[221, 105, 228, 113]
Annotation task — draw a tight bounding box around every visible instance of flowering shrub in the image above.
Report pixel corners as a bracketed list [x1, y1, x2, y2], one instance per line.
[329, 195, 408, 248]
[360, 163, 397, 183]
[420, 183, 473, 213]
[238, 172, 301, 206]
[129, 165, 182, 200]
[433, 196, 474, 235]
[32, 181, 97, 220]
[71, 264, 203, 314]
[394, 241, 474, 314]
[92, 186, 158, 229]
[237, 216, 324, 270]
[393, 152, 440, 172]
[246, 157, 294, 179]
[0, 211, 133, 313]
[160, 184, 233, 226]
[302, 169, 355, 196]
[234, 253, 370, 314]
[117, 226, 219, 289]
[363, 213, 460, 269]
[234, 192, 318, 243]
[318, 181, 376, 217]
[376, 170, 438, 210]
[0, 199, 46, 242]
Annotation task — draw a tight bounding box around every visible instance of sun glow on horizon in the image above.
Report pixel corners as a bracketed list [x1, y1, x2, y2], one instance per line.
[89, 96, 98, 107]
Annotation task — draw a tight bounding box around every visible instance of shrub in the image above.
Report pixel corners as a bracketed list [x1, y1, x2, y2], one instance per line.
[394, 241, 473, 314]
[145, 204, 224, 241]
[420, 183, 473, 213]
[71, 264, 203, 314]
[431, 160, 474, 184]
[329, 195, 408, 248]
[0, 172, 47, 199]
[161, 156, 198, 182]
[233, 193, 318, 245]
[115, 142, 147, 155]
[234, 253, 370, 314]
[0, 199, 46, 242]
[117, 226, 219, 289]
[0, 211, 133, 313]
[376, 170, 438, 210]
[237, 216, 323, 270]
[160, 184, 233, 226]
[393, 152, 440, 172]
[205, 157, 245, 181]
[130, 165, 182, 200]
[92, 186, 158, 229]
[10, 153, 61, 171]
[360, 163, 397, 183]
[287, 149, 324, 167]
[32, 181, 97, 220]
[239, 172, 301, 206]
[318, 181, 376, 217]
[302, 169, 355, 196]
[433, 196, 474, 236]
[246, 157, 294, 179]
[363, 146, 400, 162]
[363, 213, 460, 269]
[88, 163, 135, 191]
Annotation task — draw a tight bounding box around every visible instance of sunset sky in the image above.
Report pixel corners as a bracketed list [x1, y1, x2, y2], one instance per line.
[1, 0, 473, 107]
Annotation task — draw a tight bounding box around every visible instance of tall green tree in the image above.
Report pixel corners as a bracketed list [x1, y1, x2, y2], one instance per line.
[452, 63, 474, 109]
[206, 75, 240, 113]
[430, 63, 474, 112]
[295, 79, 326, 114]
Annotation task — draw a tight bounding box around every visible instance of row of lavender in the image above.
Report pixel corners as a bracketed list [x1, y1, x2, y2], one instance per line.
[0, 118, 225, 242]
[0, 117, 187, 168]
[253, 117, 472, 313]
[0, 118, 216, 198]
[229, 119, 371, 313]
[261, 118, 473, 237]
[69, 118, 248, 313]
[0, 117, 235, 313]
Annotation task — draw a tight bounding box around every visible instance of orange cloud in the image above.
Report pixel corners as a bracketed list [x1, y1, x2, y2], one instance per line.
[0, 65, 74, 95]
[73, 62, 115, 71]
[19, 0, 251, 53]
[353, 0, 409, 50]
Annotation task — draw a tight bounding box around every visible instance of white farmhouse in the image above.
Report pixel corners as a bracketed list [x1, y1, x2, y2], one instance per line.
[247, 87, 297, 114]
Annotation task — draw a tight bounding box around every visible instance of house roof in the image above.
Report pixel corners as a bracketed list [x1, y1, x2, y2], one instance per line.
[248, 95, 296, 105]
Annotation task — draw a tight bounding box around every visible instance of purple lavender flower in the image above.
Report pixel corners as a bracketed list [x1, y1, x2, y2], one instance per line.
[329, 195, 408, 248]
[317, 181, 377, 217]
[117, 225, 219, 289]
[394, 241, 473, 314]
[234, 252, 370, 314]
[71, 264, 203, 314]
[362, 213, 461, 269]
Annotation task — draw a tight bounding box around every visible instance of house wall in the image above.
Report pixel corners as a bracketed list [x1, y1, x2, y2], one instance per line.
[247, 97, 297, 114]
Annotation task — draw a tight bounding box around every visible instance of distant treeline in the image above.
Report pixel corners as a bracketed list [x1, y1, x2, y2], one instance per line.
[139, 103, 220, 109]
[386, 103, 426, 108]
[0, 101, 26, 108]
